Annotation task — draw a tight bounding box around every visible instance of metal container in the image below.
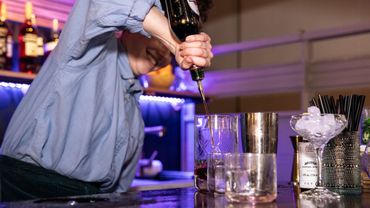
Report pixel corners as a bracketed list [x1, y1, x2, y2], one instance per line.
[322, 131, 362, 195]
[241, 112, 278, 154]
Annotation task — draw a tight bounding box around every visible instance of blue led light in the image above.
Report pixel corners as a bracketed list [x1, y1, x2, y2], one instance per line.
[139, 95, 185, 105]
[0, 82, 30, 90]
[0, 81, 186, 105]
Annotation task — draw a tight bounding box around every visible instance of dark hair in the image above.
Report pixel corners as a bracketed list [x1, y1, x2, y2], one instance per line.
[197, 0, 213, 22]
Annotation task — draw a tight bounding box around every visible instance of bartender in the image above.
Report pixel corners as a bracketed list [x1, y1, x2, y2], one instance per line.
[0, 0, 213, 201]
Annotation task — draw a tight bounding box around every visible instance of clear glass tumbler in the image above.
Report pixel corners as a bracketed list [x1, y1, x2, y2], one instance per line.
[194, 114, 242, 192]
[207, 152, 226, 193]
[224, 153, 277, 204]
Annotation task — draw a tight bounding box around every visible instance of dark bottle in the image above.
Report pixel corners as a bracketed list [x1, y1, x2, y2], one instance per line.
[162, 0, 210, 116]
[32, 14, 45, 73]
[161, 0, 204, 82]
[18, 1, 38, 74]
[0, 2, 12, 70]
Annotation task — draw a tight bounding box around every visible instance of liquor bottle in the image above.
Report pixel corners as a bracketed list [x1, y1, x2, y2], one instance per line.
[0, 2, 12, 70]
[31, 14, 45, 73]
[298, 139, 318, 191]
[51, 19, 60, 43]
[18, 1, 38, 73]
[161, 0, 210, 115]
[290, 135, 302, 188]
[44, 19, 60, 57]
[161, 0, 204, 82]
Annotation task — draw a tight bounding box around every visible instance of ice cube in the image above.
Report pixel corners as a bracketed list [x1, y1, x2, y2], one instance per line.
[319, 124, 331, 135]
[308, 106, 321, 116]
[322, 114, 335, 126]
[295, 115, 310, 130]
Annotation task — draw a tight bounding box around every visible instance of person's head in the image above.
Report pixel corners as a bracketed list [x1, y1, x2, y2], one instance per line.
[122, 32, 172, 76]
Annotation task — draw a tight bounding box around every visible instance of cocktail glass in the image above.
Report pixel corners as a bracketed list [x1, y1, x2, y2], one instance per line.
[290, 113, 347, 200]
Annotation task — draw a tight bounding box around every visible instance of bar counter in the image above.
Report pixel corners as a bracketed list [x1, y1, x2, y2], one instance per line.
[1, 184, 369, 208]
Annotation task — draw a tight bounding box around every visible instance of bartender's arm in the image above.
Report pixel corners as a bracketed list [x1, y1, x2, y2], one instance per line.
[124, 6, 213, 75]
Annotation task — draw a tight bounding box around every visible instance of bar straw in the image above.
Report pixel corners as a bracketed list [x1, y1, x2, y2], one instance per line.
[309, 94, 366, 132]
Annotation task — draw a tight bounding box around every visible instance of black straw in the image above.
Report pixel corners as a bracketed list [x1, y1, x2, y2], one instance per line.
[309, 94, 366, 132]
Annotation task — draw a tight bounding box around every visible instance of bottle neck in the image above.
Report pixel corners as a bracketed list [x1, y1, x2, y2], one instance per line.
[51, 30, 60, 41]
[1, 2, 7, 23]
[21, 18, 37, 35]
[24, 18, 33, 26]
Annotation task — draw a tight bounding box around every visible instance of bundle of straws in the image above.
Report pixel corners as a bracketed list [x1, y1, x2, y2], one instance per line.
[309, 94, 366, 132]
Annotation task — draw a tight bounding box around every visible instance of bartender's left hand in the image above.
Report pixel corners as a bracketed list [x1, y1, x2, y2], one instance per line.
[175, 32, 213, 70]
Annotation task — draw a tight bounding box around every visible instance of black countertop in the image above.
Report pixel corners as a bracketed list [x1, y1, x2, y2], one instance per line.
[1, 184, 369, 208]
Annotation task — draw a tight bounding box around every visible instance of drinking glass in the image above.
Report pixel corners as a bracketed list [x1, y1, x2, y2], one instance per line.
[207, 152, 226, 193]
[224, 153, 277, 204]
[290, 113, 347, 200]
[194, 114, 241, 192]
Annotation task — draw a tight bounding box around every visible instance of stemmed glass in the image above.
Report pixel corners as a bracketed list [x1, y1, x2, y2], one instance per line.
[290, 112, 347, 200]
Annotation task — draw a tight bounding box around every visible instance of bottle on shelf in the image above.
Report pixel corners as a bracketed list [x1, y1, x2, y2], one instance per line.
[44, 18, 60, 57]
[18, 1, 38, 74]
[31, 14, 45, 73]
[298, 138, 318, 192]
[0, 1, 12, 70]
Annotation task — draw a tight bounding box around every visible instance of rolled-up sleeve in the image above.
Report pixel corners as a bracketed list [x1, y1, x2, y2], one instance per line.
[68, 0, 162, 61]
[90, 0, 162, 38]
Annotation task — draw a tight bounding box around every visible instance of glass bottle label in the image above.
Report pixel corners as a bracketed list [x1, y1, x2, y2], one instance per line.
[23, 33, 38, 57]
[0, 27, 7, 37]
[299, 142, 317, 189]
[0, 38, 5, 54]
[187, 0, 200, 16]
[37, 37, 44, 56]
[0, 27, 8, 55]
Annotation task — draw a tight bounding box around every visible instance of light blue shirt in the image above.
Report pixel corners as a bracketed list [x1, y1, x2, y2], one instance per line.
[1, 0, 162, 192]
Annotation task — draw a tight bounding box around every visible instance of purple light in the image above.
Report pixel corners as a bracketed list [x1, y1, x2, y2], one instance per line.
[211, 35, 300, 56]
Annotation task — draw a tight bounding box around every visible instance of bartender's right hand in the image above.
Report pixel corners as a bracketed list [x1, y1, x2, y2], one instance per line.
[175, 32, 213, 70]
[143, 7, 213, 70]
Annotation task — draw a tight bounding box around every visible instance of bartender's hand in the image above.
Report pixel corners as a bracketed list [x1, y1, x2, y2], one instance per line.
[175, 32, 213, 70]
[143, 7, 213, 71]
[122, 31, 172, 76]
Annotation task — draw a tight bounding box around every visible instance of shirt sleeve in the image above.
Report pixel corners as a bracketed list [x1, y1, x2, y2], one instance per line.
[99, 0, 163, 37]
[86, 0, 162, 39]
[70, 0, 163, 60]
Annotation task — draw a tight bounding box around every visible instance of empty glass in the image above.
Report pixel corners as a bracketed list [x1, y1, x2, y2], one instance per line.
[224, 153, 277, 204]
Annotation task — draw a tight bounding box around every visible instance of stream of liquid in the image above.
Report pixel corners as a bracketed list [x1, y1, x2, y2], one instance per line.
[196, 80, 216, 149]
[194, 80, 217, 187]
